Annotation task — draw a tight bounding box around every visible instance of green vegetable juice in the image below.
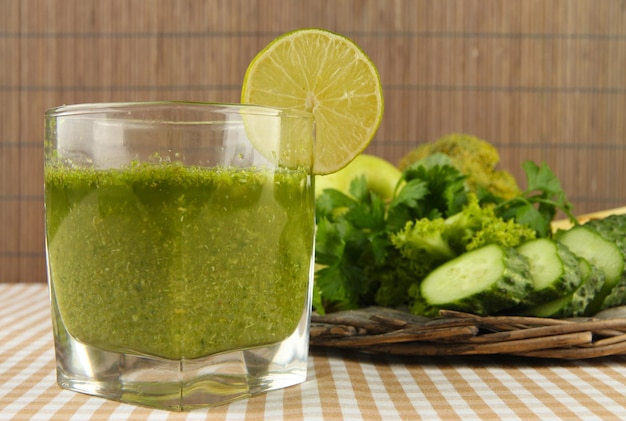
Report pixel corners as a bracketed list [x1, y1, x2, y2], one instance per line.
[45, 163, 314, 360]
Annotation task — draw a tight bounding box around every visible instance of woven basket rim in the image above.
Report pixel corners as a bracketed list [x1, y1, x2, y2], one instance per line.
[309, 306, 626, 359]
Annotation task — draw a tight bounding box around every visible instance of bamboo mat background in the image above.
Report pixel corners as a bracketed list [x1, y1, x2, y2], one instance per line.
[1, 0, 626, 283]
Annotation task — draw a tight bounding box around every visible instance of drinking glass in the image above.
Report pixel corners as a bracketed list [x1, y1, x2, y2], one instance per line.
[44, 102, 316, 410]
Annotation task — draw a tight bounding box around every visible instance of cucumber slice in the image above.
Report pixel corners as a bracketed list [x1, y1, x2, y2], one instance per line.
[557, 225, 625, 314]
[584, 215, 626, 310]
[599, 279, 626, 311]
[420, 244, 533, 316]
[585, 214, 626, 244]
[516, 238, 582, 306]
[524, 258, 605, 318]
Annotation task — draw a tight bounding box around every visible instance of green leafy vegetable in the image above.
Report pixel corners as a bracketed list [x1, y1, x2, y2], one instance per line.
[494, 161, 577, 237]
[313, 149, 565, 315]
[314, 176, 390, 313]
[394, 154, 468, 219]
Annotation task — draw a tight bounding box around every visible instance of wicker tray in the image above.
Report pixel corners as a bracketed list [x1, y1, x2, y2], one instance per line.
[309, 306, 626, 359]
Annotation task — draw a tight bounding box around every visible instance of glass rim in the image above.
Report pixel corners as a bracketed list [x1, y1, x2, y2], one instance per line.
[45, 101, 314, 121]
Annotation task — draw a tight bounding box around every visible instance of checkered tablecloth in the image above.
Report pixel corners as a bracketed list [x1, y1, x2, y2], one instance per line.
[3, 283, 626, 420]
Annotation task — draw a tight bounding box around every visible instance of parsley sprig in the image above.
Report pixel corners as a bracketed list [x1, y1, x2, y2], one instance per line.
[494, 161, 577, 237]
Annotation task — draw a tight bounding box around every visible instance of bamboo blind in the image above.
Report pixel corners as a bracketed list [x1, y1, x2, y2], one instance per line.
[1, 0, 625, 283]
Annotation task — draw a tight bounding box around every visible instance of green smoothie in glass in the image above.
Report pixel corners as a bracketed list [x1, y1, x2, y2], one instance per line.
[45, 162, 314, 360]
[45, 101, 316, 409]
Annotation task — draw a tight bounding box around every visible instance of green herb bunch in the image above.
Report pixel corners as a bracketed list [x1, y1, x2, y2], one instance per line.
[313, 153, 575, 315]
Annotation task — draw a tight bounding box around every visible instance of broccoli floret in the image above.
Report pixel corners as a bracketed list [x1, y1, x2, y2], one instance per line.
[391, 218, 456, 265]
[444, 193, 537, 253]
[398, 133, 521, 200]
[466, 217, 537, 251]
[488, 170, 522, 201]
[389, 193, 536, 279]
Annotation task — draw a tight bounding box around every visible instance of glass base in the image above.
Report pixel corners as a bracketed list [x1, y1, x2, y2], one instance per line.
[53, 325, 309, 411]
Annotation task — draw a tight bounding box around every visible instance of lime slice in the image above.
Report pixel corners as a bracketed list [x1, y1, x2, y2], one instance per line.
[241, 28, 384, 175]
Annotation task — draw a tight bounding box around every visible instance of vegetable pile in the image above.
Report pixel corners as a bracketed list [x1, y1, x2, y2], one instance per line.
[313, 133, 626, 319]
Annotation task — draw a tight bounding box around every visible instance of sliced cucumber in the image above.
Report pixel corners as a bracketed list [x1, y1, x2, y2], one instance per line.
[584, 215, 626, 310]
[557, 225, 625, 315]
[516, 238, 582, 306]
[585, 214, 626, 245]
[524, 258, 605, 318]
[599, 279, 626, 311]
[420, 244, 533, 316]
